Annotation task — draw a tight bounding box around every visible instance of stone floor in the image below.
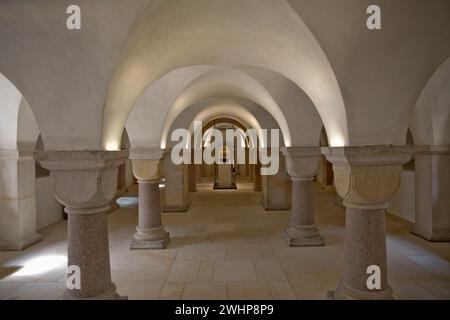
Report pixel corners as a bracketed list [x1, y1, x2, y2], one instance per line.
[0, 177, 449, 300]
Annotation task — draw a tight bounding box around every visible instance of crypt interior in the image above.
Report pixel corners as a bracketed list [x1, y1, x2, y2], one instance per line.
[0, 0, 449, 300]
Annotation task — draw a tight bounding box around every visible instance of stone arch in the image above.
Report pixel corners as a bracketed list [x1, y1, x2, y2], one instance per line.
[127, 66, 323, 151]
[165, 99, 270, 150]
[161, 67, 324, 149]
[410, 57, 450, 146]
[0, 73, 39, 151]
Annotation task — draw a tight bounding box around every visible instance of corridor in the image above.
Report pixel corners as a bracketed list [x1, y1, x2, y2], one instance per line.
[1, 180, 449, 300]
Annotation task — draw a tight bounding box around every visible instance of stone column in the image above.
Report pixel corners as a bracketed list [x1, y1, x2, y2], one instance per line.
[249, 164, 254, 182]
[281, 147, 323, 247]
[38, 150, 127, 300]
[323, 146, 413, 300]
[161, 149, 190, 212]
[412, 145, 450, 241]
[0, 150, 42, 250]
[188, 164, 197, 192]
[195, 164, 203, 180]
[261, 152, 289, 210]
[188, 150, 197, 192]
[130, 149, 169, 249]
[253, 161, 262, 191]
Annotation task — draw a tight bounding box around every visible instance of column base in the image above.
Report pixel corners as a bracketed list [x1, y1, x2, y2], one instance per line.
[260, 199, 289, 211]
[0, 232, 42, 251]
[328, 282, 394, 300]
[130, 226, 170, 249]
[283, 224, 324, 247]
[214, 182, 237, 190]
[163, 199, 191, 212]
[62, 283, 126, 300]
[411, 227, 450, 242]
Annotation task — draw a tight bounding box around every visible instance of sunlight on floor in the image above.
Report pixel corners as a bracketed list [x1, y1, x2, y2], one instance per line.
[11, 255, 67, 277]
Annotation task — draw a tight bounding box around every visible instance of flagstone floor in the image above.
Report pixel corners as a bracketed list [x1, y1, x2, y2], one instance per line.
[0, 177, 449, 300]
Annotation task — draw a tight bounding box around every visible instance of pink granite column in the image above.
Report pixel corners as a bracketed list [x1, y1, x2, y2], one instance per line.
[37, 150, 127, 300]
[130, 180, 169, 249]
[334, 203, 392, 299]
[281, 147, 323, 247]
[65, 207, 118, 299]
[284, 177, 324, 246]
[130, 151, 170, 249]
[323, 145, 413, 300]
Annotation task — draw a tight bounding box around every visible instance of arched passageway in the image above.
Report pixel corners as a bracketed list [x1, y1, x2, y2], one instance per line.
[0, 1, 449, 301]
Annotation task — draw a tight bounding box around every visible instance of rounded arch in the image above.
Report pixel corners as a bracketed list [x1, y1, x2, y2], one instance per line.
[410, 57, 450, 146]
[103, 0, 348, 150]
[125, 66, 216, 150]
[201, 118, 249, 134]
[126, 66, 321, 150]
[320, 127, 329, 147]
[165, 97, 283, 151]
[0, 72, 40, 151]
[156, 68, 291, 148]
[164, 99, 265, 149]
[201, 118, 254, 150]
[189, 104, 262, 150]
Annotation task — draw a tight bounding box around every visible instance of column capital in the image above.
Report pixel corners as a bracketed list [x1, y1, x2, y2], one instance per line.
[132, 159, 161, 183]
[322, 146, 414, 209]
[36, 150, 128, 213]
[281, 146, 321, 179]
[129, 148, 164, 160]
[129, 148, 164, 183]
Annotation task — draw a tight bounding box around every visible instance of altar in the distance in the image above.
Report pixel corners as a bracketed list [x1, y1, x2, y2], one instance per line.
[213, 148, 236, 189]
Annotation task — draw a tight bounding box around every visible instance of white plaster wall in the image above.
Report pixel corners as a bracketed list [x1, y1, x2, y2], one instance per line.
[36, 176, 64, 230]
[388, 170, 415, 223]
